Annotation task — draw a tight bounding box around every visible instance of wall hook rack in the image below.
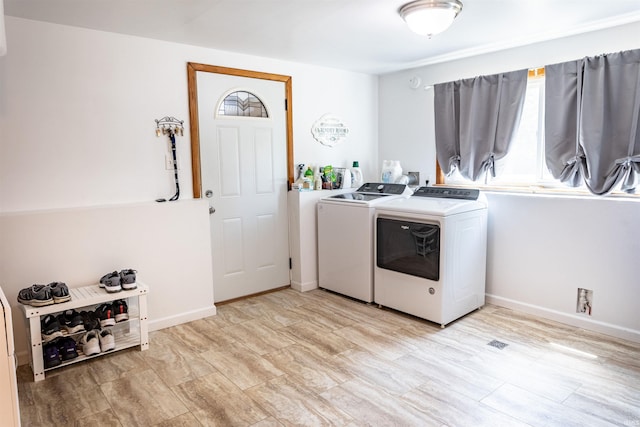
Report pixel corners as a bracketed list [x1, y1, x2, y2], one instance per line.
[155, 116, 184, 202]
[155, 116, 184, 136]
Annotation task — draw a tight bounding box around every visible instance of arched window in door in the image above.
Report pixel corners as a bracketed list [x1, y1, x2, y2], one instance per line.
[217, 90, 269, 118]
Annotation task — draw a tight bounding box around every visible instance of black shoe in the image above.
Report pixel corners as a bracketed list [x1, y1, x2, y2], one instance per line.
[57, 309, 85, 334]
[41, 314, 63, 343]
[112, 300, 129, 323]
[96, 303, 116, 327]
[80, 310, 101, 331]
[57, 337, 78, 361]
[43, 341, 61, 369]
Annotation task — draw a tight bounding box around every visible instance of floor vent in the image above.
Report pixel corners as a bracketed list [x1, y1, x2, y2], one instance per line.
[488, 340, 508, 350]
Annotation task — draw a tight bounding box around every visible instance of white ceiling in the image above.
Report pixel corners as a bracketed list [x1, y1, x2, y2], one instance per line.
[5, 0, 640, 74]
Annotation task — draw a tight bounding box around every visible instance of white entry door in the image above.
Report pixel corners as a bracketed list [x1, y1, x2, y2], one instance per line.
[197, 72, 290, 302]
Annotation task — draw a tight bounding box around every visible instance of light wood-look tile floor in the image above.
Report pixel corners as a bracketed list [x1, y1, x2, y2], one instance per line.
[17, 288, 640, 426]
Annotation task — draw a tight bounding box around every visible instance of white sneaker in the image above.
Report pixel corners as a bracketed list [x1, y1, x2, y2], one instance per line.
[99, 329, 115, 352]
[80, 330, 101, 356]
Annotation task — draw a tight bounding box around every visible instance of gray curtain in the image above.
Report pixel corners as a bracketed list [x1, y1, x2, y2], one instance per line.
[545, 49, 640, 195]
[434, 69, 528, 181]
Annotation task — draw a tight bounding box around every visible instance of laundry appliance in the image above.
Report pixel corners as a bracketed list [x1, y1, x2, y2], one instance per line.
[374, 186, 488, 327]
[317, 183, 412, 302]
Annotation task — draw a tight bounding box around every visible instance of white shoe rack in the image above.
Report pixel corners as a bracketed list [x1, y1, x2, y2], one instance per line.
[19, 282, 149, 382]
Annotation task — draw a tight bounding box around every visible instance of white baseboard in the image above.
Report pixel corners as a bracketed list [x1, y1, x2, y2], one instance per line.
[291, 280, 318, 293]
[149, 305, 217, 332]
[486, 294, 640, 344]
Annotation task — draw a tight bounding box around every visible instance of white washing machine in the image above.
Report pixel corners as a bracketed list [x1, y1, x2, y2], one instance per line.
[374, 187, 488, 327]
[317, 183, 412, 302]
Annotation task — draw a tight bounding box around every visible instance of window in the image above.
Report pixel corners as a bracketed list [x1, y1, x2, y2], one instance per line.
[443, 72, 638, 196]
[217, 91, 268, 118]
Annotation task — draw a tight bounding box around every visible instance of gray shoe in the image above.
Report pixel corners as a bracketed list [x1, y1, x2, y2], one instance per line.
[49, 282, 71, 303]
[119, 269, 137, 290]
[17, 284, 54, 307]
[100, 271, 121, 293]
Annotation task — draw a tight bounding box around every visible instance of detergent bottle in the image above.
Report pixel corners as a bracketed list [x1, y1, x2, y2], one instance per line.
[381, 160, 402, 183]
[351, 161, 363, 188]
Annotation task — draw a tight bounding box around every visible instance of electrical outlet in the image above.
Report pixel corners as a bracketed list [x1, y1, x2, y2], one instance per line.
[576, 288, 593, 316]
[165, 153, 173, 170]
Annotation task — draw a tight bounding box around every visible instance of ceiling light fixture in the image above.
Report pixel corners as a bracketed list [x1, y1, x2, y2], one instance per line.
[399, 0, 463, 38]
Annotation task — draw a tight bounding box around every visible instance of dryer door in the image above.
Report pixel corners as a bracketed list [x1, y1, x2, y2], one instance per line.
[376, 217, 440, 281]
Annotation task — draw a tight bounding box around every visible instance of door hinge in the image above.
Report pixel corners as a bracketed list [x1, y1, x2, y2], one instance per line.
[289, 257, 292, 269]
[285, 99, 288, 111]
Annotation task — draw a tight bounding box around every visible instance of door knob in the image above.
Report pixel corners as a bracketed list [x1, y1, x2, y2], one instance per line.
[205, 190, 213, 198]
[209, 206, 216, 215]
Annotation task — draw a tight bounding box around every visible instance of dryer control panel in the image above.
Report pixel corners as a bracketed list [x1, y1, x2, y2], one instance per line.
[413, 186, 479, 200]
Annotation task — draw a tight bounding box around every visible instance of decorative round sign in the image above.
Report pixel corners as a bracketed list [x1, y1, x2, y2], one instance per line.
[311, 114, 349, 147]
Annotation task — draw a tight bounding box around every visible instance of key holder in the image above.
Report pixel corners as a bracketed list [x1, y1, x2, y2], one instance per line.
[155, 116, 184, 202]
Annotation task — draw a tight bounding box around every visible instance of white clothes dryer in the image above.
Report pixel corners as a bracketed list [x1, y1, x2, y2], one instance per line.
[317, 183, 412, 302]
[374, 187, 488, 327]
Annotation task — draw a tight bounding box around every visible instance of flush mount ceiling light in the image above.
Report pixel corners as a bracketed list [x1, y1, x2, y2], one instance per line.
[399, 0, 463, 37]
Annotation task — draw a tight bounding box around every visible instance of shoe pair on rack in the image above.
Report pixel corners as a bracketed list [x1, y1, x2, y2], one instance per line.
[99, 269, 137, 293]
[57, 309, 85, 334]
[96, 300, 129, 327]
[18, 282, 70, 307]
[80, 329, 115, 356]
[43, 336, 78, 369]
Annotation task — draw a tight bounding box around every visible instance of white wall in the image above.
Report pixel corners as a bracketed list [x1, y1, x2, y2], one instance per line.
[0, 200, 216, 363]
[379, 22, 640, 342]
[0, 17, 379, 213]
[0, 17, 380, 359]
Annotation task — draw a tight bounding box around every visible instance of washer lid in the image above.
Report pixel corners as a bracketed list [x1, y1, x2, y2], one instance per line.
[320, 182, 412, 206]
[376, 195, 487, 216]
[328, 193, 391, 202]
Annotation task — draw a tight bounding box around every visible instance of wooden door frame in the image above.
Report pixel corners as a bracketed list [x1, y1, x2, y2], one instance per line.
[187, 62, 294, 198]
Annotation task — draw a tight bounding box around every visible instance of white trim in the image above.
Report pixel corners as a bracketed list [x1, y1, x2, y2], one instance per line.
[148, 305, 217, 332]
[486, 294, 640, 344]
[291, 280, 318, 293]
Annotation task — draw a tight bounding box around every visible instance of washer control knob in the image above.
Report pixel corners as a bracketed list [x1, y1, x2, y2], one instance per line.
[429, 287, 436, 295]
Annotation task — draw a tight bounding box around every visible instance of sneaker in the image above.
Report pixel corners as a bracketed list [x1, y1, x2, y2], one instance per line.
[99, 329, 115, 352]
[112, 300, 129, 322]
[80, 330, 101, 356]
[80, 310, 101, 331]
[96, 303, 116, 327]
[119, 269, 137, 290]
[43, 341, 61, 369]
[57, 337, 78, 361]
[17, 284, 53, 307]
[49, 282, 71, 303]
[41, 314, 63, 343]
[100, 271, 121, 293]
[57, 309, 85, 334]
